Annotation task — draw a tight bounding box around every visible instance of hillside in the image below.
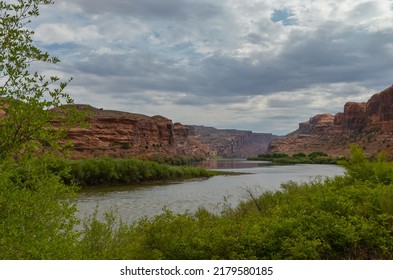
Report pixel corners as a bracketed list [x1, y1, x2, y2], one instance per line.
[268, 85, 393, 157]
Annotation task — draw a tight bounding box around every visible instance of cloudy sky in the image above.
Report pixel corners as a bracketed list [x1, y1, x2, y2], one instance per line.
[31, 0, 393, 135]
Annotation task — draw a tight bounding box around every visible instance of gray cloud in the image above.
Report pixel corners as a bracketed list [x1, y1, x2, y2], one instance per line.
[33, 0, 393, 134]
[65, 19, 393, 112]
[66, 0, 223, 21]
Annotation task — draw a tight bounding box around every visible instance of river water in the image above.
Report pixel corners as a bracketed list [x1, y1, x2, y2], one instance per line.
[76, 160, 345, 223]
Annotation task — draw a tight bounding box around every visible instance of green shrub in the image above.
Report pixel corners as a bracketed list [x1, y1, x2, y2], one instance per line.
[0, 157, 80, 259]
[308, 151, 328, 158]
[293, 152, 307, 158]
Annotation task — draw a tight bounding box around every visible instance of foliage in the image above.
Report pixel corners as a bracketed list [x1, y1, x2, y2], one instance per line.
[338, 144, 393, 185]
[249, 151, 337, 164]
[44, 157, 219, 187]
[148, 155, 205, 166]
[0, 0, 83, 260]
[0, 157, 80, 259]
[0, 0, 84, 158]
[3, 142, 393, 259]
[293, 152, 307, 158]
[308, 151, 328, 158]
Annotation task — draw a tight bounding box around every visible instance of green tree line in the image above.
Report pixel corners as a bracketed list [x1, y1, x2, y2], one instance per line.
[248, 151, 338, 164]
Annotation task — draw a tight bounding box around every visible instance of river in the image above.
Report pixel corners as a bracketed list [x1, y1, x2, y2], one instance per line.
[76, 160, 345, 223]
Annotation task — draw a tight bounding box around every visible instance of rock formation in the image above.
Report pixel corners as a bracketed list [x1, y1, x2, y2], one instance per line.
[65, 105, 217, 159]
[268, 85, 393, 157]
[189, 125, 278, 158]
[63, 105, 277, 159]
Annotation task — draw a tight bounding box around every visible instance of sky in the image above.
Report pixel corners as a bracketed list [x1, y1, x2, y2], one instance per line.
[30, 0, 393, 135]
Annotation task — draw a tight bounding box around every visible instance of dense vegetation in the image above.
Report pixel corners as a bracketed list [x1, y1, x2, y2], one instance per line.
[4, 145, 393, 259]
[248, 151, 338, 164]
[74, 145, 393, 260]
[0, 157, 80, 259]
[45, 157, 221, 187]
[147, 155, 205, 166]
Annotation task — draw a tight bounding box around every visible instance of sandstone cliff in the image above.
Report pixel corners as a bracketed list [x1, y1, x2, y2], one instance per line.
[65, 105, 217, 159]
[64, 105, 276, 159]
[268, 85, 393, 157]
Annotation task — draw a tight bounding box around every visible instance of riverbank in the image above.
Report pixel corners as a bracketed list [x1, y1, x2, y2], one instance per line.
[45, 157, 236, 187]
[75, 146, 393, 259]
[3, 145, 393, 259]
[248, 151, 340, 164]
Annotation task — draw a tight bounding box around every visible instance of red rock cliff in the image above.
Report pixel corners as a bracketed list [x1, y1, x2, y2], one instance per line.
[269, 85, 393, 157]
[366, 86, 393, 130]
[65, 105, 216, 159]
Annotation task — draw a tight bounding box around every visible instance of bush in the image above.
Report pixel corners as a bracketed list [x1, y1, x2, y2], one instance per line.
[308, 151, 328, 158]
[293, 152, 307, 158]
[0, 157, 80, 259]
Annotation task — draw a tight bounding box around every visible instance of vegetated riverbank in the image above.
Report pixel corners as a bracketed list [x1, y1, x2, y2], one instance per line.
[248, 151, 340, 164]
[3, 145, 393, 259]
[75, 145, 393, 259]
[45, 156, 232, 187]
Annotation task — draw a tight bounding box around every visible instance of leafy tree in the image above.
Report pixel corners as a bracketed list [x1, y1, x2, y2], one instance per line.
[0, 0, 84, 259]
[0, 0, 83, 159]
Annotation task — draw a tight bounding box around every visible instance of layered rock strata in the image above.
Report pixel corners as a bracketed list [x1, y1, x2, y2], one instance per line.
[268, 85, 393, 157]
[66, 105, 217, 159]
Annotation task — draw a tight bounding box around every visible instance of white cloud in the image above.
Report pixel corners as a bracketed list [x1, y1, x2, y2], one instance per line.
[34, 23, 102, 45]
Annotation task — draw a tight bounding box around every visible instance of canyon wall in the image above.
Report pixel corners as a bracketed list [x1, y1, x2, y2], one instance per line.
[190, 125, 278, 158]
[66, 105, 217, 159]
[268, 85, 393, 157]
[65, 106, 275, 159]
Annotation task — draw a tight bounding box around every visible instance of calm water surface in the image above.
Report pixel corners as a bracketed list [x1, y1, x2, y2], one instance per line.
[77, 160, 345, 223]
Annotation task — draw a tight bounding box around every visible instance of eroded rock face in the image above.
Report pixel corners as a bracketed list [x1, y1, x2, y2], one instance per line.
[340, 102, 367, 131]
[65, 106, 216, 159]
[296, 114, 335, 134]
[366, 86, 393, 130]
[268, 85, 393, 157]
